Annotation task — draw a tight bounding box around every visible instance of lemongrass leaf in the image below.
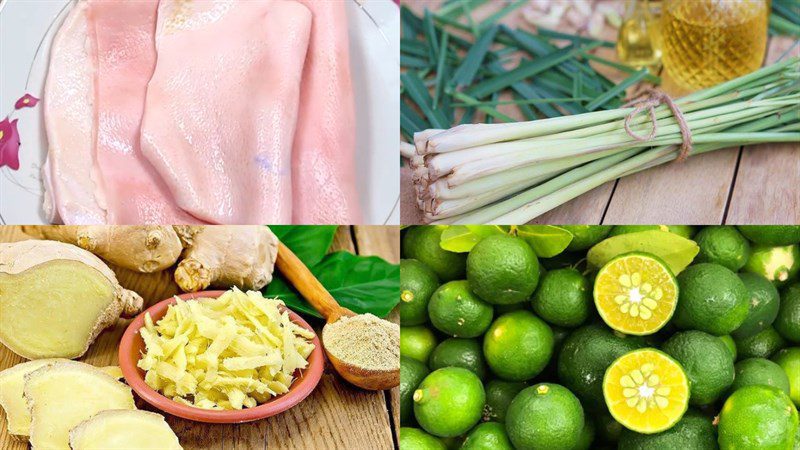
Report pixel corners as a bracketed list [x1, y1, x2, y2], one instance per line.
[401, 55, 430, 69]
[479, 0, 527, 29]
[586, 68, 649, 111]
[400, 6, 423, 36]
[401, 72, 450, 129]
[423, 10, 440, 65]
[433, 32, 450, 108]
[451, 25, 500, 88]
[537, 27, 615, 47]
[451, 91, 515, 123]
[581, 51, 662, 84]
[467, 42, 601, 98]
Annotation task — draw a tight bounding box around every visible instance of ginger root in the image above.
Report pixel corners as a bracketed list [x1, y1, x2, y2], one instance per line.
[22, 225, 183, 273]
[174, 226, 278, 292]
[24, 361, 136, 450]
[0, 240, 143, 359]
[69, 410, 182, 450]
[0, 359, 66, 437]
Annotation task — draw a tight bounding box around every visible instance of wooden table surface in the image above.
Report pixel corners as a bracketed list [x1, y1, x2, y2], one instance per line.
[400, 0, 800, 225]
[0, 225, 401, 450]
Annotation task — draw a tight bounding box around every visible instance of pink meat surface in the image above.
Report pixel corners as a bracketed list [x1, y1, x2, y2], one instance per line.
[293, 0, 361, 224]
[88, 0, 199, 224]
[140, 0, 312, 224]
[43, 1, 106, 224]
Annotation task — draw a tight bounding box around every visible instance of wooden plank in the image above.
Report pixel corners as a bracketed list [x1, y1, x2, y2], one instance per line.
[532, 182, 616, 225]
[354, 226, 401, 447]
[264, 226, 395, 450]
[0, 226, 398, 450]
[603, 148, 741, 224]
[725, 37, 800, 224]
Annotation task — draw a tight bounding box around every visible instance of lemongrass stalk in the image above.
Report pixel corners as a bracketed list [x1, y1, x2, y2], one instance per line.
[442, 110, 799, 224]
[516, 80, 792, 143]
[489, 132, 799, 224]
[444, 145, 623, 188]
[436, 149, 641, 224]
[421, 59, 798, 154]
[414, 129, 445, 155]
[442, 104, 791, 195]
[427, 102, 785, 182]
[400, 141, 416, 159]
[428, 167, 557, 200]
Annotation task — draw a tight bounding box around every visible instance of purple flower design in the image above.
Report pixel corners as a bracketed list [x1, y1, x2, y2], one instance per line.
[14, 93, 39, 110]
[0, 118, 21, 171]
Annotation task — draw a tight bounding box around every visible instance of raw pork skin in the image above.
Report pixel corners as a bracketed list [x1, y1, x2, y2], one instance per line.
[140, 0, 312, 224]
[88, 0, 199, 224]
[43, 1, 106, 224]
[293, 0, 362, 224]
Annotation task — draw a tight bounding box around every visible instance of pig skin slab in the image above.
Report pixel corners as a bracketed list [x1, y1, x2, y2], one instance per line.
[42, 1, 106, 224]
[140, 0, 312, 224]
[292, 0, 362, 224]
[88, 0, 200, 224]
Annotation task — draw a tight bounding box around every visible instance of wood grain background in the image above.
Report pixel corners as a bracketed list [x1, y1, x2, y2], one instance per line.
[0, 226, 401, 450]
[400, 0, 800, 225]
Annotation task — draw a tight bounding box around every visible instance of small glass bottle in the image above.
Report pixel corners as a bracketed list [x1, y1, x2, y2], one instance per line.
[617, 0, 662, 68]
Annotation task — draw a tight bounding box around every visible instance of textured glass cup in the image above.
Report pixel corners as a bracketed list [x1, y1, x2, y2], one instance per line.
[661, 0, 768, 89]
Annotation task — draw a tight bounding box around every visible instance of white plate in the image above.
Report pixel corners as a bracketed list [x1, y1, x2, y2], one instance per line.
[0, 0, 399, 225]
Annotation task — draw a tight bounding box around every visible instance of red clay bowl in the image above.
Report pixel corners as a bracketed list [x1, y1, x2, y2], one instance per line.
[119, 290, 324, 424]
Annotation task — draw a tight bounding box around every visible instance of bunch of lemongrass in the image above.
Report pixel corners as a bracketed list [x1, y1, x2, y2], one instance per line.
[406, 57, 800, 224]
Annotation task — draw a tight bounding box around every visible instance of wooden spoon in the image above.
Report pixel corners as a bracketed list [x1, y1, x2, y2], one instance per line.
[275, 242, 399, 391]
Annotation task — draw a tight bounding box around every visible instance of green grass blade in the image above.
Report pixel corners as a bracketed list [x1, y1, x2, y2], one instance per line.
[773, 1, 800, 24]
[401, 102, 428, 139]
[423, 10, 440, 65]
[401, 54, 430, 69]
[573, 70, 583, 100]
[451, 25, 500, 87]
[400, 6, 423, 36]
[467, 42, 601, 98]
[459, 107, 476, 125]
[401, 39, 429, 57]
[433, 32, 450, 108]
[479, 0, 527, 29]
[581, 51, 662, 84]
[402, 72, 450, 129]
[452, 97, 593, 107]
[437, 0, 490, 19]
[460, 0, 481, 36]
[537, 27, 615, 47]
[586, 68, 649, 111]
[451, 91, 515, 123]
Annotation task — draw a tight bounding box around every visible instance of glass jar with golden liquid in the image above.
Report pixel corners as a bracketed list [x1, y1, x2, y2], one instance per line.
[661, 0, 769, 89]
[617, 0, 662, 67]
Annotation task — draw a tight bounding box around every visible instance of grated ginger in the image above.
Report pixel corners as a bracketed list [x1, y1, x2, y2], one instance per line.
[137, 288, 315, 410]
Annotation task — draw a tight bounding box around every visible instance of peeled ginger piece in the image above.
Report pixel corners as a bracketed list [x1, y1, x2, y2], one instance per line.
[24, 361, 136, 450]
[0, 240, 143, 359]
[70, 410, 182, 450]
[0, 359, 66, 436]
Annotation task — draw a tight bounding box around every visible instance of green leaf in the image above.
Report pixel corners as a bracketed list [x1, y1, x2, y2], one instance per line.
[264, 252, 400, 319]
[450, 25, 499, 88]
[587, 230, 699, 274]
[585, 68, 649, 111]
[515, 225, 574, 258]
[439, 225, 506, 253]
[401, 72, 450, 129]
[467, 42, 601, 99]
[269, 225, 337, 268]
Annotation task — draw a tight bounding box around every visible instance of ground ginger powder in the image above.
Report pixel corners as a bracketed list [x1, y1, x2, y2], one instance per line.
[323, 314, 400, 371]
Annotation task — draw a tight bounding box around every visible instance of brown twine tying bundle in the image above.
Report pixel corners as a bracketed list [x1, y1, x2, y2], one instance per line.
[623, 88, 693, 162]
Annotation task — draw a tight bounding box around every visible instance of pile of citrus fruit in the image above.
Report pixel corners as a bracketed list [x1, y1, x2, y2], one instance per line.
[400, 225, 800, 450]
